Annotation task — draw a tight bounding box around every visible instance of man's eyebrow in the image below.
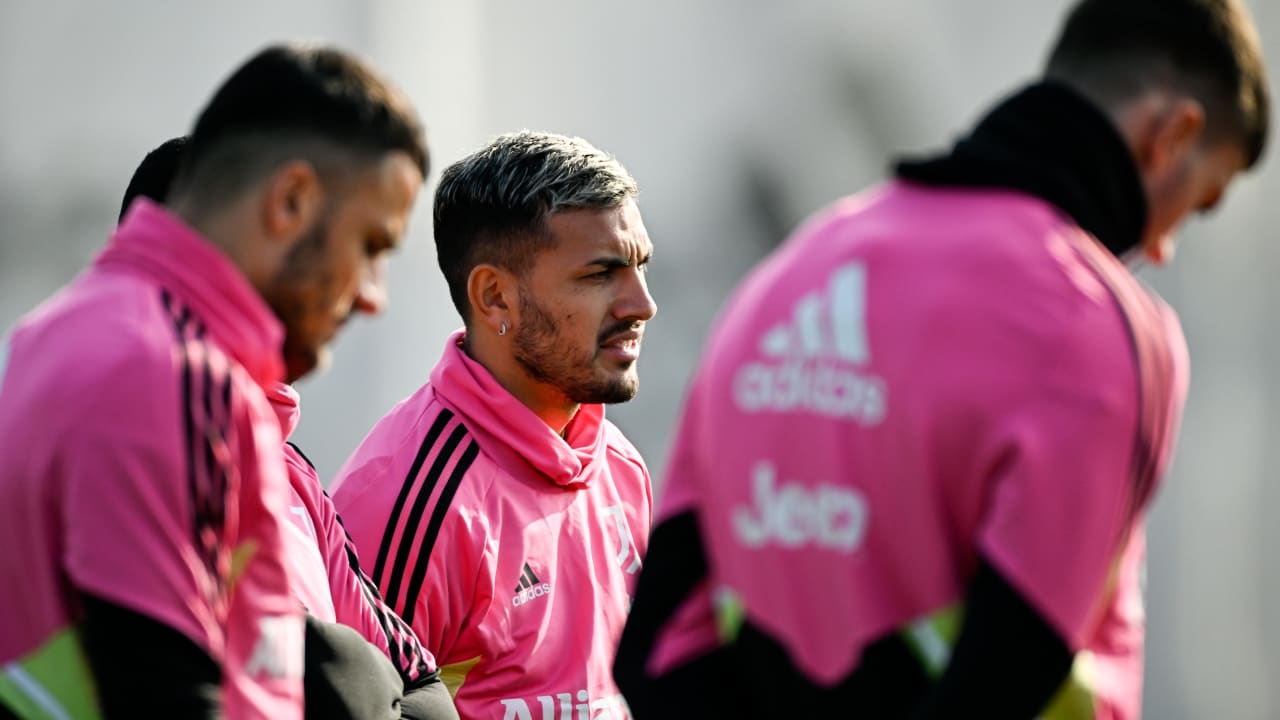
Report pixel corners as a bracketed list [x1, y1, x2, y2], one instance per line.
[585, 256, 634, 269]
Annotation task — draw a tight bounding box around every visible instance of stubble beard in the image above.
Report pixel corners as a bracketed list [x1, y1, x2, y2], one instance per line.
[265, 218, 334, 382]
[512, 292, 640, 405]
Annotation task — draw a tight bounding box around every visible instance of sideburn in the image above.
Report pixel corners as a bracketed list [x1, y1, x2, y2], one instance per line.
[264, 218, 335, 381]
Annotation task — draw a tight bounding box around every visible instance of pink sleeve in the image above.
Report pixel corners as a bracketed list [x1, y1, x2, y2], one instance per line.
[410, 502, 494, 669]
[1084, 525, 1146, 720]
[218, 383, 305, 719]
[638, 455, 654, 555]
[289, 447, 440, 681]
[62, 354, 303, 718]
[646, 581, 722, 677]
[654, 378, 709, 523]
[977, 344, 1142, 652]
[646, 378, 723, 674]
[62, 352, 224, 658]
[332, 445, 492, 673]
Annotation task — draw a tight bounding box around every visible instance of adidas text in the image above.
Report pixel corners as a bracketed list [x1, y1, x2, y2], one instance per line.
[735, 358, 886, 424]
[733, 261, 887, 425]
[513, 582, 553, 607]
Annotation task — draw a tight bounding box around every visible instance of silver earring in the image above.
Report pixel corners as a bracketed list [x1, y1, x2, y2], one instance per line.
[499, 321, 507, 336]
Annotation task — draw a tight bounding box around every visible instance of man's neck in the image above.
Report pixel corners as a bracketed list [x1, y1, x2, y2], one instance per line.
[463, 331, 580, 436]
[169, 195, 275, 296]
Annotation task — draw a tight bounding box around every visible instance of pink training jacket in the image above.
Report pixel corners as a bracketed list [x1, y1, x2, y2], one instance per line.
[0, 199, 304, 719]
[332, 331, 652, 720]
[268, 383, 438, 684]
[649, 182, 1187, 719]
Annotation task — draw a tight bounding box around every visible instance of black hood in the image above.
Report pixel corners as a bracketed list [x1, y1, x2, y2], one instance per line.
[896, 81, 1148, 258]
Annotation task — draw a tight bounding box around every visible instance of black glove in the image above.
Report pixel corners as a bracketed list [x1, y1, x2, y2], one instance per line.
[304, 614, 404, 720]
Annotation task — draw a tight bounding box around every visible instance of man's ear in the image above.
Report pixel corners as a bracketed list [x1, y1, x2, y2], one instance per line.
[1132, 96, 1206, 177]
[260, 160, 326, 243]
[467, 264, 518, 336]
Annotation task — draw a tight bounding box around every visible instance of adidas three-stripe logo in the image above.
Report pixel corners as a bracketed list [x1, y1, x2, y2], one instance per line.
[733, 260, 888, 425]
[512, 561, 552, 607]
[372, 408, 480, 626]
[514, 562, 540, 594]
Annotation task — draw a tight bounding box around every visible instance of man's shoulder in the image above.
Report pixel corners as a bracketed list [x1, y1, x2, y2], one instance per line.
[284, 443, 323, 496]
[16, 270, 170, 350]
[342, 381, 443, 462]
[333, 384, 499, 514]
[6, 275, 193, 409]
[600, 419, 650, 483]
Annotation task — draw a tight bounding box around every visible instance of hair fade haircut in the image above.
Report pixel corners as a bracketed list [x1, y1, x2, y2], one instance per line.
[433, 130, 639, 321]
[171, 43, 428, 210]
[1045, 0, 1270, 167]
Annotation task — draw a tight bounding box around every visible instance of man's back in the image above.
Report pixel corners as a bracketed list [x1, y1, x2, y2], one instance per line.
[0, 202, 302, 718]
[647, 181, 1185, 713]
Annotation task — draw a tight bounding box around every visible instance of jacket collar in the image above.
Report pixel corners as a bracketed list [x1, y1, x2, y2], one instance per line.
[430, 330, 606, 488]
[100, 199, 285, 388]
[896, 81, 1148, 258]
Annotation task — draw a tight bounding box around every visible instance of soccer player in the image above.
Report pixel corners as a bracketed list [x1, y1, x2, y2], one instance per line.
[331, 131, 656, 719]
[0, 45, 427, 719]
[119, 137, 458, 720]
[613, 1, 1269, 718]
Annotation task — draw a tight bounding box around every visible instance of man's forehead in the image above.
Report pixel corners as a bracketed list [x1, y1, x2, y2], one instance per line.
[343, 154, 422, 216]
[545, 201, 651, 257]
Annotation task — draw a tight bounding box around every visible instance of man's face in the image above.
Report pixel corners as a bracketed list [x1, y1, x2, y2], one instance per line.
[1140, 139, 1247, 265]
[511, 199, 657, 405]
[265, 152, 422, 381]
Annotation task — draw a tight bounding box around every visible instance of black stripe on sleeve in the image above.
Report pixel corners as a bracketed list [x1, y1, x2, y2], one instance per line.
[330, 502, 434, 684]
[197, 336, 218, 582]
[401, 440, 479, 627]
[203, 330, 232, 598]
[163, 291, 200, 572]
[372, 409, 454, 587]
[286, 441, 317, 470]
[162, 290, 231, 608]
[384, 424, 470, 617]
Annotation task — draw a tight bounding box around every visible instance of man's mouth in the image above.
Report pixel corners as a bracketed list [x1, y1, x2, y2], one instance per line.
[600, 328, 643, 362]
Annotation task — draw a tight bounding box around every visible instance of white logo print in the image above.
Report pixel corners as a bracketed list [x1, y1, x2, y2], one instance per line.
[601, 505, 641, 574]
[512, 562, 552, 607]
[288, 505, 317, 542]
[244, 615, 304, 680]
[734, 462, 868, 553]
[734, 261, 888, 425]
[500, 690, 630, 719]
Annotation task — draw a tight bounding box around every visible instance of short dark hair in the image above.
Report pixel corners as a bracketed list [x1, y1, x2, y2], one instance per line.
[433, 131, 639, 321]
[1045, 0, 1269, 167]
[171, 44, 428, 210]
[119, 136, 188, 222]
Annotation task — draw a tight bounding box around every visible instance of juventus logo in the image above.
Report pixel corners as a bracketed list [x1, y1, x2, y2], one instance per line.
[601, 505, 641, 574]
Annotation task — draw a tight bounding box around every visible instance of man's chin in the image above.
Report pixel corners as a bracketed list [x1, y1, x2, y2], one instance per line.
[596, 371, 641, 405]
[283, 345, 329, 383]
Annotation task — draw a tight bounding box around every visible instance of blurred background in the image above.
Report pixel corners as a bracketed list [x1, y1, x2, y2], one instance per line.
[2, 0, 1278, 715]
